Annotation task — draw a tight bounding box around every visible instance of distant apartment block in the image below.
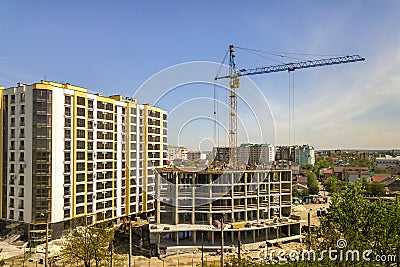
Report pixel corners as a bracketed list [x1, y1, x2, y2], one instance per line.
[0, 81, 167, 240]
[275, 146, 294, 162]
[212, 147, 230, 163]
[344, 167, 370, 182]
[187, 150, 201, 161]
[238, 143, 275, 165]
[375, 156, 400, 170]
[275, 145, 315, 165]
[167, 145, 187, 162]
[294, 145, 315, 165]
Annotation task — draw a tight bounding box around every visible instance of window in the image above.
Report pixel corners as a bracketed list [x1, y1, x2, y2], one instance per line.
[20, 93, 25, 103]
[76, 195, 84, 204]
[65, 107, 71, 116]
[77, 129, 85, 138]
[9, 175, 15, 185]
[65, 118, 71, 127]
[11, 106, 15, 115]
[20, 117, 25, 126]
[11, 95, 15, 104]
[76, 206, 84, 215]
[77, 152, 85, 160]
[77, 141, 85, 149]
[20, 105, 25, 114]
[77, 118, 85, 127]
[19, 152, 24, 161]
[106, 103, 113, 111]
[88, 100, 94, 108]
[77, 96, 85, 106]
[65, 141, 71, 150]
[19, 176, 24, 186]
[20, 129, 24, 138]
[65, 129, 71, 139]
[65, 95, 71, 105]
[9, 187, 15, 196]
[77, 107, 85, 116]
[11, 118, 15, 127]
[97, 101, 104, 109]
[20, 140, 24, 150]
[11, 129, 15, 138]
[76, 163, 85, 171]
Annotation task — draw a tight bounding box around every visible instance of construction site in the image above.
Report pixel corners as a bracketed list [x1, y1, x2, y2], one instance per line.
[150, 165, 301, 256]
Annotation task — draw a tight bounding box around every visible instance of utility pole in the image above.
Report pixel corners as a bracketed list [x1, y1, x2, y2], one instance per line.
[308, 209, 312, 250]
[40, 212, 49, 267]
[220, 217, 224, 267]
[129, 219, 132, 267]
[201, 233, 204, 267]
[110, 240, 114, 267]
[237, 231, 241, 260]
[45, 221, 49, 267]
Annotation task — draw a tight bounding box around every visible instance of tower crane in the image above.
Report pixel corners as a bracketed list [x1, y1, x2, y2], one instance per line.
[214, 45, 365, 169]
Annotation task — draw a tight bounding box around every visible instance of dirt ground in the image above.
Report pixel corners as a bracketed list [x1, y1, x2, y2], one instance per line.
[2, 203, 329, 266]
[292, 203, 328, 227]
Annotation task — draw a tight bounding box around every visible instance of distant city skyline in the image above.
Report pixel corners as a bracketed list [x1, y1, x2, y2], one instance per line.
[1, 1, 399, 150]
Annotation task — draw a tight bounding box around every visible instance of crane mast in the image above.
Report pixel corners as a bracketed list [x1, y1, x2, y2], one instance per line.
[215, 45, 365, 169]
[228, 45, 239, 168]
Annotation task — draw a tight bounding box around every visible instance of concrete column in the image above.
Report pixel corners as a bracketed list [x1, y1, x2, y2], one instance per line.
[192, 175, 195, 225]
[156, 173, 161, 224]
[176, 232, 179, 246]
[231, 173, 235, 223]
[174, 173, 179, 224]
[257, 173, 260, 221]
[193, 231, 197, 245]
[253, 230, 256, 243]
[244, 173, 248, 222]
[211, 231, 214, 245]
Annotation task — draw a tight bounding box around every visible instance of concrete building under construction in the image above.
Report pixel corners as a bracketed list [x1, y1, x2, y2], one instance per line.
[150, 167, 301, 254]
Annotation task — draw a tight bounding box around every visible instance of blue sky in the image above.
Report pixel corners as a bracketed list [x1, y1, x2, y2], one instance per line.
[1, 1, 399, 150]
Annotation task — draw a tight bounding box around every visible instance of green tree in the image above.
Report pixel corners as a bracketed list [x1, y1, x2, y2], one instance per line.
[63, 221, 115, 267]
[316, 182, 400, 266]
[364, 182, 385, 196]
[305, 170, 319, 195]
[324, 176, 339, 193]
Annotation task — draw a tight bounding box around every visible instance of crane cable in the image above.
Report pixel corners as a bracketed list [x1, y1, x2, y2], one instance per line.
[214, 49, 229, 148]
[288, 71, 296, 146]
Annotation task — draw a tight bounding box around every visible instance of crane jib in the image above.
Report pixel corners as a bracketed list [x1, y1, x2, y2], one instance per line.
[215, 55, 365, 79]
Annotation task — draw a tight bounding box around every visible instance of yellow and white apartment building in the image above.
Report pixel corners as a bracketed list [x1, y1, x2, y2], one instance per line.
[0, 81, 167, 240]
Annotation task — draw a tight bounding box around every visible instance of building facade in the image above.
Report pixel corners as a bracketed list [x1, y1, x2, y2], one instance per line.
[375, 156, 400, 170]
[293, 145, 315, 165]
[167, 146, 187, 162]
[0, 81, 167, 240]
[275, 145, 315, 165]
[187, 150, 201, 161]
[238, 143, 275, 165]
